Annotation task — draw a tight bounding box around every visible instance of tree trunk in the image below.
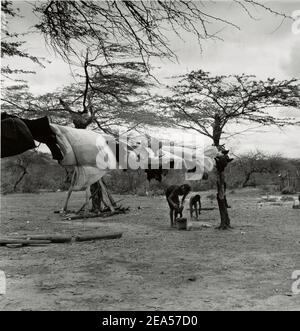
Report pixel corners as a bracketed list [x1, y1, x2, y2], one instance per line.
[213, 120, 232, 230]
[13, 167, 27, 191]
[90, 181, 103, 212]
[99, 178, 116, 212]
[216, 170, 231, 229]
[242, 172, 252, 188]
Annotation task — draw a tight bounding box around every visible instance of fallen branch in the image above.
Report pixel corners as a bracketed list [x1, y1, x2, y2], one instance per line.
[0, 239, 51, 246]
[0, 232, 123, 247]
[64, 206, 129, 220]
[11, 235, 72, 243]
[75, 232, 123, 242]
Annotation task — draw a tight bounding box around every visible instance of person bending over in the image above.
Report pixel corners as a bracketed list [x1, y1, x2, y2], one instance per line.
[165, 184, 191, 227]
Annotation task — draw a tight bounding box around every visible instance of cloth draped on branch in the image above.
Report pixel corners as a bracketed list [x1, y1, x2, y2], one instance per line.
[1, 113, 63, 160]
[50, 124, 219, 190]
[1, 117, 36, 157]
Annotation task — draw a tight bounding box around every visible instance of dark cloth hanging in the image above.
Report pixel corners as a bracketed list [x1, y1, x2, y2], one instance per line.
[1, 117, 36, 158]
[1, 113, 63, 160]
[21, 117, 63, 160]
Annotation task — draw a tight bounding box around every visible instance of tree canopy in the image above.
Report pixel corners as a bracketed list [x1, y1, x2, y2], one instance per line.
[33, 0, 291, 68]
[161, 70, 300, 146]
[1, 0, 44, 80]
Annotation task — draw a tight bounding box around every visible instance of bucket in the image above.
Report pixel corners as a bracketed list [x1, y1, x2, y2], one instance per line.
[175, 217, 187, 230]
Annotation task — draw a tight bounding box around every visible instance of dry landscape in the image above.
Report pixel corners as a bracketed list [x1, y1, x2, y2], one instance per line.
[0, 188, 299, 311]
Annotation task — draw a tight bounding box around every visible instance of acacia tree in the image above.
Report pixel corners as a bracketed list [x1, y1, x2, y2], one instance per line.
[56, 50, 161, 132]
[52, 51, 163, 212]
[236, 151, 284, 187]
[1, 45, 160, 128]
[161, 70, 300, 229]
[3, 0, 294, 131]
[1, 49, 163, 212]
[2, 0, 294, 113]
[1, 0, 295, 212]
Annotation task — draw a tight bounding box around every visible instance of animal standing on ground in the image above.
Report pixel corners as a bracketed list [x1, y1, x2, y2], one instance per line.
[165, 184, 191, 227]
[189, 194, 201, 219]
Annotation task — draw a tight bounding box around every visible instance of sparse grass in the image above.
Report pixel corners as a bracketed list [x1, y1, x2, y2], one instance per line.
[281, 187, 296, 195]
[280, 196, 295, 202]
[206, 193, 216, 200]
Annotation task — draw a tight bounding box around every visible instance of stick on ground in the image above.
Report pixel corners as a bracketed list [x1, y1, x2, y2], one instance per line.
[11, 235, 72, 243]
[0, 239, 51, 246]
[75, 232, 123, 242]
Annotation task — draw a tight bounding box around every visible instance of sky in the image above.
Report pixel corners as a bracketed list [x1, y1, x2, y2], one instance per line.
[2, 0, 300, 158]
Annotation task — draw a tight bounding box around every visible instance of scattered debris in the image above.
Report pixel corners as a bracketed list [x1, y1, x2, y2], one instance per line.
[259, 195, 300, 208]
[188, 276, 197, 281]
[280, 196, 295, 202]
[188, 221, 212, 230]
[39, 282, 58, 291]
[258, 195, 279, 203]
[6, 244, 23, 248]
[63, 206, 129, 220]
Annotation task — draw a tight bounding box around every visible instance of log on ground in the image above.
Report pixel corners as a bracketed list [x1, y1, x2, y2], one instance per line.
[0, 239, 51, 246]
[75, 232, 123, 242]
[11, 235, 72, 243]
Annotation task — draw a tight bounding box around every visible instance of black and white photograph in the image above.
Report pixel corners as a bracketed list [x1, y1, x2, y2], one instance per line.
[0, 0, 300, 313]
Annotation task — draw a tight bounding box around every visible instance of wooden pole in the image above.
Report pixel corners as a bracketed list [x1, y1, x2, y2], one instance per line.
[75, 232, 123, 242]
[11, 235, 72, 243]
[0, 239, 51, 246]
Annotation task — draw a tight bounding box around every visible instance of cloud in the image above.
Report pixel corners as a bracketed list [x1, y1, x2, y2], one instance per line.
[5, 1, 300, 158]
[281, 41, 300, 78]
[227, 125, 300, 158]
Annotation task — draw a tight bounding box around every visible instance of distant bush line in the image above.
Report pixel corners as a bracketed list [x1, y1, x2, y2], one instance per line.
[1, 150, 299, 195]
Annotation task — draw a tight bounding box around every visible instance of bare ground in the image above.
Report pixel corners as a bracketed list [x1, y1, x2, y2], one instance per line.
[0, 188, 299, 311]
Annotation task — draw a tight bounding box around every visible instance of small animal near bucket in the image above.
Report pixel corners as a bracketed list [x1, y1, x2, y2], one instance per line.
[175, 218, 187, 230]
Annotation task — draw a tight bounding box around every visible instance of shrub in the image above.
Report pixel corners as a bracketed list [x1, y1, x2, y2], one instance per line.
[206, 193, 216, 200]
[21, 177, 38, 193]
[281, 187, 296, 195]
[136, 186, 147, 196]
[148, 188, 165, 196]
[280, 195, 295, 201]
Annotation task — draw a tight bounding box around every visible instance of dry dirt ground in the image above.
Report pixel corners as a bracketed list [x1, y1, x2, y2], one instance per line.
[0, 188, 299, 311]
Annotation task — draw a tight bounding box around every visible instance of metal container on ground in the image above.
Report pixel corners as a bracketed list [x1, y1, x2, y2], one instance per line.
[175, 217, 187, 230]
